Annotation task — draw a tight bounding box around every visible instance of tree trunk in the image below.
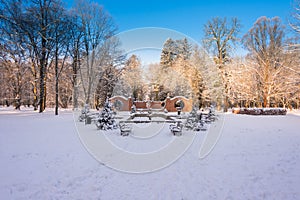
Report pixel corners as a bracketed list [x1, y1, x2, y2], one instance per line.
[55, 77, 58, 115]
[224, 95, 229, 112]
[30, 62, 39, 110]
[55, 44, 59, 115]
[72, 47, 79, 110]
[263, 94, 267, 108]
[43, 76, 47, 111]
[72, 63, 79, 110]
[39, 63, 45, 113]
[32, 83, 38, 111]
[39, 2, 47, 113]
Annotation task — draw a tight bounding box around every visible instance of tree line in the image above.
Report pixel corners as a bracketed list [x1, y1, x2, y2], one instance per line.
[117, 15, 299, 111]
[0, 0, 299, 114]
[203, 15, 299, 110]
[0, 0, 122, 114]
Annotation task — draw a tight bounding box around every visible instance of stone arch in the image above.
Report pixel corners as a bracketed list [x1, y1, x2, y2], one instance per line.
[109, 96, 131, 111]
[165, 96, 192, 112]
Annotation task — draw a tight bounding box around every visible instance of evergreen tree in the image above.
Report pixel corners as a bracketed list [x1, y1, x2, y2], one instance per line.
[95, 100, 118, 130]
[160, 38, 192, 69]
[160, 38, 177, 69]
[176, 38, 192, 60]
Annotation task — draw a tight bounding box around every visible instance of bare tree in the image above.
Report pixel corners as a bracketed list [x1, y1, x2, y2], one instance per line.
[226, 57, 258, 107]
[51, 5, 73, 115]
[94, 37, 125, 108]
[290, 0, 300, 35]
[0, 0, 68, 112]
[75, 0, 117, 106]
[0, 42, 32, 109]
[243, 17, 287, 107]
[203, 17, 241, 111]
[24, 0, 64, 112]
[0, 1, 32, 109]
[68, 10, 84, 110]
[279, 38, 300, 108]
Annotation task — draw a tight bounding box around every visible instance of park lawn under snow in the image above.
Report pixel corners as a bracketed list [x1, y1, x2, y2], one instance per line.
[0, 106, 300, 199]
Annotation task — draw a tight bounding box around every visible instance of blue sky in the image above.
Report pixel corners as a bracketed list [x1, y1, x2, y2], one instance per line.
[68, 0, 294, 40]
[67, 0, 294, 63]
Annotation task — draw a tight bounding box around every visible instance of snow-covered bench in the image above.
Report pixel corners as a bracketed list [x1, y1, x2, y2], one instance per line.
[169, 122, 183, 136]
[120, 123, 132, 136]
[129, 113, 151, 120]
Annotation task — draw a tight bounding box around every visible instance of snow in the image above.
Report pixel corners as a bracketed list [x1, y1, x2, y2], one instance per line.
[0, 106, 300, 199]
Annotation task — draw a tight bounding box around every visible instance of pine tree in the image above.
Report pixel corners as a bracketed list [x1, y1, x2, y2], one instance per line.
[158, 38, 205, 100]
[160, 38, 177, 69]
[95, 100, 118, 130]
[176, 38, 192, 60]
[184, 107, 199, 130]
[184, 107, 208, 131]
[160, 38, 192, 69]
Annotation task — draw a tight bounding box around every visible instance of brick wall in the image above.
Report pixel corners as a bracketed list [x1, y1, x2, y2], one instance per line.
[109, 96, 193, 112]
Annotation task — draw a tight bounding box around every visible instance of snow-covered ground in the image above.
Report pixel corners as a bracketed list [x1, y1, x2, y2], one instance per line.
[0, 106, 299, 199]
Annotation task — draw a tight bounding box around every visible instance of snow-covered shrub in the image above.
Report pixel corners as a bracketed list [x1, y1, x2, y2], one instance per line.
[184, 107, 198, 130]
[184, 107, 211, 131]
[232, 107, 287, 115]
[95, 100, 118, 130]
[78, 104, 90, 122]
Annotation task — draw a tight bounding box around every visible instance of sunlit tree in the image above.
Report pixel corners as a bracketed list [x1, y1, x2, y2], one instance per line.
[203, 17, 241, 111]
